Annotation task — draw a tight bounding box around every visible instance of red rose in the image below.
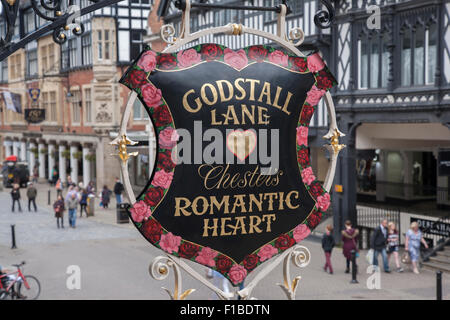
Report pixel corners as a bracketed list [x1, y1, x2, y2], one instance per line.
[178, 242, 200, 259]
[307, 212, 322, 229]
[144, 186, 164, 207]
[290, 57, 308, 72]
[315, 70, 334, 90]
[309, 182, 323, 198]
[300, 105, 315, 125]
[142, 218, 162, 243]
[158, 150, 176, 171]
[243, 254, 259, 271]
[216, 255, 233, 274]
[248, 45, 268, 62]
[153, 105, 172, 127]
[275, 234, 295, 251]
[127, 69, 147, 88]
[297, 149, 309, 167]
[157, 54, 177, 70]
[201, 44, 223, 61]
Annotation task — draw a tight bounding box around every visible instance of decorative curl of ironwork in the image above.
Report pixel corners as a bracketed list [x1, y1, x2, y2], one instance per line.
[314, 0, 335, 29]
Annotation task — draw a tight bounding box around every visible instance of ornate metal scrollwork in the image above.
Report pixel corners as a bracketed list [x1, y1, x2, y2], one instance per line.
[314, 0, 335, 29]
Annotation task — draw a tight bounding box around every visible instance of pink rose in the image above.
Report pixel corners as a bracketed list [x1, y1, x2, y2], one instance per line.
[224, 49, 248, 70]
[228, 264, 247, 285]
[159, 232, 181, 254]
[257, 244, 278, 262]
[177, 49, 202, 68]
[307, 53, 325, 73]
[137, 51, 157, 72]
[317, 193, 331, 211]
[130, 200, 152, 223]
[305, 86, 325, 106]
[158, 127, 179, 149]
[151, 169, 173, 189]
[195, 247, 218, 267]
[268, 50, 289, 67]
[293, 224, 311, 243]
[296, 126, 308, 146]
[141, 83, 162, 108]
[301, 166, 316, 185]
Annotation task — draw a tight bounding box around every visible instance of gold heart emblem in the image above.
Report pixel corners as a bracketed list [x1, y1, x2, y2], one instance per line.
[226, 130, 257, 161]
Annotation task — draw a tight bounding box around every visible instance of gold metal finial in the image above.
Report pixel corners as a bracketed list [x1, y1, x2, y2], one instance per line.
[75, 27, 81, 32]
[111, 134, 138, 163]
[56, 11, 62, 16]
[64, 25, 69, 31]
[329, 129, 346, 155]
[231, 24, 243, 36]
[159, 266, 168, 275]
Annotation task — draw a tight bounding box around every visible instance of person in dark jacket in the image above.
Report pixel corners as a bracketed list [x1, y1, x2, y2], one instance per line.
[53, 195, 65, 229]
[26, 182, 37, 212]
[11, 184, 22, 212]
[322, 225, 335, 274]
[371, 219, 390, 273]
[101, 185, 111, 209]
[342, 220, 359, 273]
[79, 189, 88, 218]
[113, 177, 124, 205]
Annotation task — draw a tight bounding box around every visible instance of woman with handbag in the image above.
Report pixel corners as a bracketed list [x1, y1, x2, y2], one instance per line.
[387, 222, 403, 272]
[53, 195, 65, 229]
[405, 221, 429, 274]
[341, 220, 359, 273]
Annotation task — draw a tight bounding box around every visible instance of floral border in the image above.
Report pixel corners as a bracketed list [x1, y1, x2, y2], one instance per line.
[119, 43, 337, 286]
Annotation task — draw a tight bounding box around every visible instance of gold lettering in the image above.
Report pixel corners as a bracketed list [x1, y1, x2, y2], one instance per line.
[258, 82, 272, 105]
[201, 83, 218, 105]
[262, 214, 276, 232]
[203, 218, 219, 237]
[174, 197, 191, 216]
[285, 190, 300, 209]
[192, 196, 209, 216]
[234, 78, 246, 100]
[245, 79, 260, 101]
[182, 89, 202, 113]
[216, 80, 234, 102]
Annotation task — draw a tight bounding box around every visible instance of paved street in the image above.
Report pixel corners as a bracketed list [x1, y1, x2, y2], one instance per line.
[1, 183, 449, 300]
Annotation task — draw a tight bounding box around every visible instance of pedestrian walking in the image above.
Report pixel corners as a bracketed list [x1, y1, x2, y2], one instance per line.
[26, 182, 37, 212]
[32, 166, 38, 183]
[387, 222, 403, 272]
[405, 221, 429, 274]
[11, 183, 22, 212]
[86, 181, 95, 195]
[101, 185, 112, 209]
[53, 195, 65, 229]
[371, 219, 390, 273]
[51, 166, 59, 185]
[322, 225, 335, 274]
[66, 193, 79, 228]
[66, 175, 74, 188]
[113, 177, 124, 205]
[341, 220, 359, 273]
[55, 178, 63, 197]
[79, 189, 88, 218]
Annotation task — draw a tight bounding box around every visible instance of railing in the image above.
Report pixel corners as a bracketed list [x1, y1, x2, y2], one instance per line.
[421, 214, 450, 261]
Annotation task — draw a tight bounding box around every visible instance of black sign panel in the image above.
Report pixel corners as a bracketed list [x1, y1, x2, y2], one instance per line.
[120, 44, 337, 285]
[411, 217, 450, 238]
[24, 108, 45, 124]
[438, 150, 450, 176]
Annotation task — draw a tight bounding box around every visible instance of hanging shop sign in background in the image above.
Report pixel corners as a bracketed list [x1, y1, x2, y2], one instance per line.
[24, 108, 46, 124]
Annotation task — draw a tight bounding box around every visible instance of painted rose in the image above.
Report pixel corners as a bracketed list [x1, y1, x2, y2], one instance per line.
[296, 126, 308, 146]
[178, 242, 200, 259]
[157, 150, 176, 171]
[305, 86, 325, 106]
[195, 247, 218, 267]
[151, 169, 174, 189]
[297, 149, 309, 167]
[289, 57, 308, 72]
[142, 218, 162, 243]
[216, 255, 233, 273]
[257, 244, 278, 262]
[158, 127, 179, 149]
[159, 232, 181, 254]
[130, 200, 152, 223]
[268, 50, 289, 67]
[301, 166, 316, 185]
[307, 52, 325, 73]
[307, 211, 322, 229]
[316, 70, 334, 90]
[201, 44, 223, 61]
[228, 264, 247, 285]
[300, 105, 315, 125]
[248, 45, 268, 62]
[243, 254, 259, 271]
[224, 49, 249, 70]
[293, 224, 311, 243]
[317, 193, 331, 211]
[141, 83, 162, 108]
[177, 49, 202, 68]
[275, 234, 295, 251]
[153, 105, 172, 127]
[310, 182, 323, 199]
[137, 50, 157, 72]
[126, 69, 147, 88]
[144, 186, 164, 207]
[157, 54, 177, 70]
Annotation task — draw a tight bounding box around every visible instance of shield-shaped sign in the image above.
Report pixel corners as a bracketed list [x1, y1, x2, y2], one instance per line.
[120, 44, 337, 286]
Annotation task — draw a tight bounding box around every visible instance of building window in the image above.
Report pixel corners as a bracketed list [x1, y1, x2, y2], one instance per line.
[97, 30, 113, 61]
[27, 50, 38, 77]
[131, 30, 144, 60]
[24, 9, 35, 34]
[0, 60, 7, 82]
[69, 38, 77, 68]
[358, 30, 389, 89]
[71, 91, 81, 123]
[61, 42, 69, 70]
[291, 0, 303, 15]
[105, 30, 110, 60]
[401, 22, 437, 86]
[42, 92, 49, 121]
[84, 88, 92, 123]
[9, 54, 22, 79]
[264, 0, 275, 21]
[82, 34, 92, 65]
[97, 30, 103, 60]
[48, 43, 55, 70]
[133, 98, 149, 120]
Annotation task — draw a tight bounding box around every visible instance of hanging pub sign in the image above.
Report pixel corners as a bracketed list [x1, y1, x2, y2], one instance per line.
[119, 44, 337, 286]
[28, 88, 40, 102]
[24, 108, 46, 124]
